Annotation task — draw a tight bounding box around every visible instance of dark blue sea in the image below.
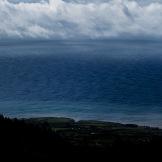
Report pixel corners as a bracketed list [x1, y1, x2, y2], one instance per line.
[0, 40, 162, 127]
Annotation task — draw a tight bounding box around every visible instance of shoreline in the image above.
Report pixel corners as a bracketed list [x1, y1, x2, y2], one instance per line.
[1, 101, 162, 129]
[17, 114, 161, 129]
[3, 113, 161, 129]
[24, 116, 161, 129]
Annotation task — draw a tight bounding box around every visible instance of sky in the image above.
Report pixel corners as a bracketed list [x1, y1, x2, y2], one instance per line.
[1, 0, 162, 40]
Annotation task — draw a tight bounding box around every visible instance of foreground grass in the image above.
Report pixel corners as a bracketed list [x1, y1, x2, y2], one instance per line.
[0, 115, 162, 160]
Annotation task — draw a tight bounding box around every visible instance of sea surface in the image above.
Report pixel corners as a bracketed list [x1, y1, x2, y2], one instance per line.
[0, 40, 162, 127]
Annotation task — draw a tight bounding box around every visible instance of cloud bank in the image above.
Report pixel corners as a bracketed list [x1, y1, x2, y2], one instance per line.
[1, 0, 162, 39]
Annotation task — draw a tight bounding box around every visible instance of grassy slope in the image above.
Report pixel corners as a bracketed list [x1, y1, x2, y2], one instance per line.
[26, 117, 162, 150]
[1, 115, 162, 160]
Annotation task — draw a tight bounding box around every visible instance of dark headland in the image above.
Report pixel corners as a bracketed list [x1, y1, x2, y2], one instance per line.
[0, 115, 162, 161]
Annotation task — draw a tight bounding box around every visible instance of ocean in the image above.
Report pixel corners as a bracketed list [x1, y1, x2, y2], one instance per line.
[0, 40, 162, 127]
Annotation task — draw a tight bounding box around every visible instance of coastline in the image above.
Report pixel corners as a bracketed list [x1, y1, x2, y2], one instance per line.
[25, 116, 161, 129]
[1, 100, 162, 128]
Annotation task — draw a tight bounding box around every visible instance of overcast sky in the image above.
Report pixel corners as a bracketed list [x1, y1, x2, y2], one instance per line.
[1, 0, 162, 40]
[8, 0, 162, 4]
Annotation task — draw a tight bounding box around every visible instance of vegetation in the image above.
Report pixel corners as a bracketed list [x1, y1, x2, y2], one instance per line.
[0, 115, 162, 160]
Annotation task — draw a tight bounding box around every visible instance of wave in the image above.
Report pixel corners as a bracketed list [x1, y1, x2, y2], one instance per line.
[1, 0, 162, 39]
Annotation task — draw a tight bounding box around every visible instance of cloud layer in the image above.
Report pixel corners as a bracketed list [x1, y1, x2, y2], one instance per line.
[1, 0, 162, 39]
